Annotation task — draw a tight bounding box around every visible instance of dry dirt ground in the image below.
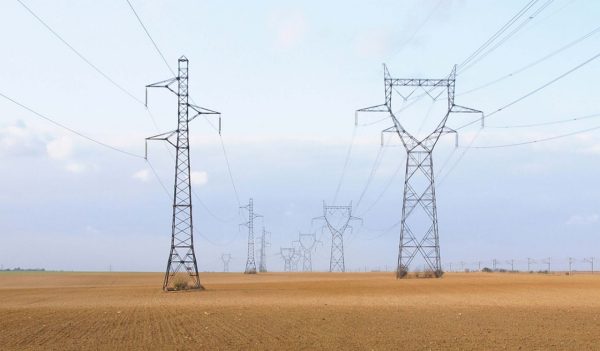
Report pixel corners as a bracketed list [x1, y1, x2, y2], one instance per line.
[1, 272, 599, 350]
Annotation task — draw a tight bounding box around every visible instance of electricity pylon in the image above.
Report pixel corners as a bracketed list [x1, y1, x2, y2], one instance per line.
[506, 259, 515, 272]
[299, 232, 320, 272]
[356, 64, 482, 279]
[527, 258, 536, 272]
[145, 56, 221, 291]
[240, 198, 262, 274]
[291, 240, 302, 272]
[583, 257, 595, 273]
[280, 248, 294, 272]
[543, 257, 551, 272]
[221, 253, 232, 272]
[313, 202, 361, 272]
[258, 227, 271, 273]
[568, 257, 575, 274]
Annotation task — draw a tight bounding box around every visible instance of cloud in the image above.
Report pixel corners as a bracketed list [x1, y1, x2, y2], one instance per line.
[0, 120, 47, 156]
[65, 162, 86, 174]
[132, 169, 151, 182]
[191, 171, 208, 186]
[566, 213, 599, 225]
[269, 9, 307, 49]
[46, 136, 73, 160]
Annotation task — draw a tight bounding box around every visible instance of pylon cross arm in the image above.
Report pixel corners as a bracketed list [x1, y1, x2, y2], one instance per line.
[145, 77, 178, 106]
[144, 130, 178, 158]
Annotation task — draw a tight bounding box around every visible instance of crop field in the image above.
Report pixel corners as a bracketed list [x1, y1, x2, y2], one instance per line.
[1, 272, 599, 350]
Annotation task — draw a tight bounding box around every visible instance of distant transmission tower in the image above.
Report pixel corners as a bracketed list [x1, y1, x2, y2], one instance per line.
[568, 257, 575, 274]
[356, 65, 482, 279]
[240, 198, 262, 274]
[280, 248, 294, 272]
[221, 253, 232, 272]
[543, 257, 551, 272]
[527, 258, 535, 272]
[291, 240, 302, 272]
[145, 56, 221, 291]
[583, 257, 595, 273]
[507, 259, 515, 272]
[299, 232, 319, 272]
[258, 227, 271, 273]
[313, 202, 361, 272]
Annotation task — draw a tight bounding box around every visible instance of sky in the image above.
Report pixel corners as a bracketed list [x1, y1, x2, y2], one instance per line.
[0, 0, 599, 273]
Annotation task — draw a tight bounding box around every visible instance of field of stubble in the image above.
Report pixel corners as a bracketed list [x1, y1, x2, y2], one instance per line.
[1, 272, 599, 350]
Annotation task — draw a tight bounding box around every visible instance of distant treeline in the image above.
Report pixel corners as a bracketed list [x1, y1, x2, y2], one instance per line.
[1, 267, 46, 272]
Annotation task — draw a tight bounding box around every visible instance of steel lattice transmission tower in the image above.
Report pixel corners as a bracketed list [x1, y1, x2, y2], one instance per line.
[221, 253, 232, 273]
[280, 248, 294, 272]
[299, 232, 319, 272]
[583, 257, 595, 273]
[258, 227, 271, 273]
[145, 56, 221, 291]
[313, 202, 361, 272]
[240, 198, 262, 274]
[357, 64, 482, 279]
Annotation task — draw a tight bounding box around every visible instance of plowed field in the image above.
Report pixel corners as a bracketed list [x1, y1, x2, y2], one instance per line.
[1, 272, 599, 350]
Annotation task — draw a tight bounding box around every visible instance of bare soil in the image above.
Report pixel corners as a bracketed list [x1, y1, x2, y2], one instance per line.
[1, 272, 599, 350]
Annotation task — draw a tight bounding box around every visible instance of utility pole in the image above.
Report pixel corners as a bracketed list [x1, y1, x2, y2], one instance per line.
[280, 248, 294, 272]
[299, 232, 320, 272]
[568, 257, 575, 275]
[543, 257, 551, 272]
[145, 56, 221, 291]
[313, 202, 362, 272]
[258, 227, 271, 273]
[527, 258, 535, 272]
[506, 259, 515, 272]
[240, 198, 262, 274]
[583, 257, 595, 273]
[221, 253, 232, 273]
[356, 65, 482, 279]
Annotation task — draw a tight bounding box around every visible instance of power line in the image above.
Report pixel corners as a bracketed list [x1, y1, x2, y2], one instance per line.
[123, 0, 243, 210]
[16, 0, 145, 106]
[146, 159, 171, 198]
[438, 50, 600, 183]
[486, 112, 600, 129]
[457, 50, 600, 131]
[332, 125, 357, 204]
[468, 123, 600, 149]
[459, 24, 600, 96]
[16, 0, 167, 135]
[124, 0, 175, 76]
[21, 0, 240, 225]
[357, 158, 404, 217]
[459, 0, 554, 73]
[458, 0, 540, 71]
[354, 144, 387, 210]
[0, 91, 144, 159]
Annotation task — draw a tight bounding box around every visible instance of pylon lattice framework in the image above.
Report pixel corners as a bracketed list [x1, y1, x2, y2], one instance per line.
[221, 253, 232, 273]
[258, 227, 271, 273]
[357, 64, 482, 279]
[240, 198, 262, 274]
[298, 232, 319, 272]
[280, 247, 294, 272]
[145, 56, 221, 291]
[314, 202, 361, 272]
